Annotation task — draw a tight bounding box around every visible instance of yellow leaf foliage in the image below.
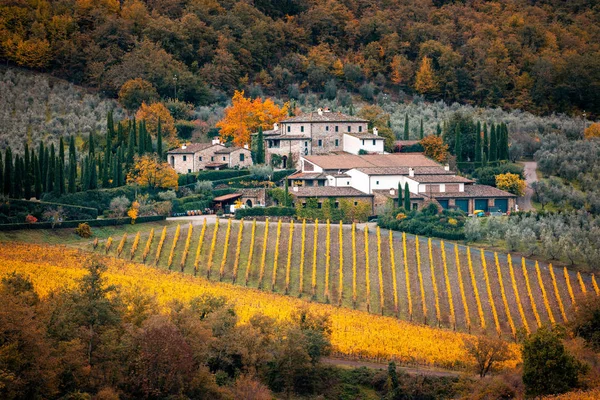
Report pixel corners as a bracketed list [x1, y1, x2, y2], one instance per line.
[135, 101, 176, 142]
[127, 155, 178, 189]
[495, 173, 526, 197]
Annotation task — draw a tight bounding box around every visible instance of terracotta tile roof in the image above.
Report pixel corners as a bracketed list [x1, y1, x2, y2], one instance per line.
[394, 140, 421, 146]
[345, 132, 384, 140]
[302, 153, 440, 171]
[214, 146, 249, 154]
[167, 143, 215, 154]
[213, 193, 242, 202]
[433, 185, 516, 198]
[281, 111, 368, 123]
[372, 189, 427, 200]
[291, 186, 372, 198]
[205, 162, 228, 168]
[409, 175, 473, 183]
[265, 135, 311, 140]
[288, 172, 327, 180]
[354, 166, 454, 175]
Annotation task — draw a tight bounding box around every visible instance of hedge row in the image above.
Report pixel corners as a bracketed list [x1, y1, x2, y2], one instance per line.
[179, 169, 251, 186]
[1, 198, 98, 222]
[235, 207, 296, 219]
[42, 186, 141, 213]
[0, 215, 166, 231]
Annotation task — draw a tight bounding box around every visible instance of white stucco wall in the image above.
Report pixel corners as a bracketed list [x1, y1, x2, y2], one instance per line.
[300, 158, 323, 173]
[345, 169, 371, 194]
[342, 134, 384, 154]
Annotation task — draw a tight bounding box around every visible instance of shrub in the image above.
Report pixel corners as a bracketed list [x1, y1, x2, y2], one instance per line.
[194, 180, 213, 193]
[472, 164, 524, 187]
[25, 214, 37, 224]
[158, 190, 177, 201]
[235, 207, 296, 219]
[75, 223, 92, 238]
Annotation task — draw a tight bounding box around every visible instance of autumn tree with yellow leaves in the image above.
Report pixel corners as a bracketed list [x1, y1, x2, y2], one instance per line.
[216, 91, 289, 147]
[414, 57, 439, 95]
[496, 173, 526, 196]
[135, 102, 176, 141]
[126, 155, 178, 189]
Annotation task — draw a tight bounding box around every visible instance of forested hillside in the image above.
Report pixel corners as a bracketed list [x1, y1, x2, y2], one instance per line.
[1, 0, 599, 116]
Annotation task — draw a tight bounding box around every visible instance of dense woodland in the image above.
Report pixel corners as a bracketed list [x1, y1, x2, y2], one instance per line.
[1, 0, 600, 117]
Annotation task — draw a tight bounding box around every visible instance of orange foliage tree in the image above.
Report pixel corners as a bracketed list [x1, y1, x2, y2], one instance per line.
[216, 91, 289, 147]
[420, 135, 449, 163]
[414, 57, 438, 95]
[584, 123, 600, 139]
[118, 78, 159, 111]
[135, 102, 176, 141]
[126, 155, 178, 189]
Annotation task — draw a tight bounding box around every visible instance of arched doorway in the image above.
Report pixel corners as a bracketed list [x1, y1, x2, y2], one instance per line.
[282, 155, 288, 168]
[246, 199, 253, 207]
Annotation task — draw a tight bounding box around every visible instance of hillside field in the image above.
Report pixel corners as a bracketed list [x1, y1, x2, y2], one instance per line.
[0, 241, 518, 371]
[93, 218, 599, 338]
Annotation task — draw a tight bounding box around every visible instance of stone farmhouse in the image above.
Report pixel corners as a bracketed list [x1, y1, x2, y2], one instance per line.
[167, 140, 252, 174]
[258, 108, 385, 169]
[288, 153, 516, 215]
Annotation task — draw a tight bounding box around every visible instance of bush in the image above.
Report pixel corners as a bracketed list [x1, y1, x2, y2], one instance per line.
[472, 164, 524, 187]
[378, 207, 466, 240]
[42, 186, 139, 214]
[158, 190, 177, 201]
[0, 199, 98, 223]
[0, 215, 166, 231]
[74, 223, 92, 238]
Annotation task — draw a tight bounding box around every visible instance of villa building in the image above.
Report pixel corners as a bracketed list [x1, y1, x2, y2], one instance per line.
[167, 140, 252, 173]
[288, 153, 516, 215]
[258, 108, 385, 168]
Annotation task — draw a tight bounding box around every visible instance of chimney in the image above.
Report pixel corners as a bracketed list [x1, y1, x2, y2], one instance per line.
[293, 186, 299, 192]
[324, 107, 331, 113]
[373, 127, 378, 136]
[212, 138, 220, 145]
[243, 144, 249, 149]
[444, 164, 450, 171]
[409, 167, 414, 178]
[181, 143, 187, 150]
[317, 108, 323, 116]
[390, 188, 395, 196]
[274, 122, 279, 131]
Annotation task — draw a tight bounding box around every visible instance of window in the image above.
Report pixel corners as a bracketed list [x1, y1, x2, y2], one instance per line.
[304, 141, 308, 147]
[318, 139, 322, 147]
[354, 201, 358, 206]
[376, 181, 379, 185]
[334, 202, 339, 209]
[287, 126, 291, 133]
[211, 156, 214, 161]
[347, 126, 351, 132]
[373, 139, 376, 145]
[347, 181, 350, 185]
[199, 156, 203, 161]
[412, 203, 418, 210]
[222, 156, 226, 161]
[359, 126, 363, 133]
[317, 202, 322, 209]
[335, 126, 339, 132]
[335, 139, 339, 146]
[302, 202, 307, 208]
[326, 126, 329, 131]
[301, 126, 304, 133]
[362, 140, 365, 145]
[183, 155, 187, 161]
[188, 169, 191, 173]
[240, 153, 245, 161]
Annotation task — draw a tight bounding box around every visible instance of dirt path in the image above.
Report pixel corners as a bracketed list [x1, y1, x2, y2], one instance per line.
[321, 357, 462, 378]
[517, 161, 538, 211]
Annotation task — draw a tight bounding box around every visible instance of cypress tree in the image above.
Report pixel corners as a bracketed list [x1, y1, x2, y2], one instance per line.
[482, 122, 489, 162]
[127, 126, 135, 166]
[117, 122, 124, 147]
[81, 157, 88, 191]
[256, 126, 265, 164]
[436, 122, 442, 136]
[475, 124, 482, 164]
[118, 147, 124, 186]
[138, 121, 146, 157]
[107, 110, 115, 141]
[145, 121, 153, 153]
[454, 125, 462, 162]
[39, 143, 46, 192]
[112, 153, 119, 187]
[58, 138, 65, 195]
[88, 132, 95, 157]
[46, 144, 56, 194]
[53, 159, 62, 197]
[102, 151, 111, 188]
[502, 124, 509, 160]
[403, 114, 409, 140]
[13, 155, 22, 199]
[68, 136, 77, 193]
[89, 155, 97, 190]
[419, 119, 424, 139]
[24, 143, 31, 199]
[34, 154, 42, 199]
[5, 147, 14, 196]
[132, 117, 137, 147]
[397, 182, 403, 209]
[157, 119, 163, 159]
[404, 182, 410, 210]
[490, 124, 497, 162]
